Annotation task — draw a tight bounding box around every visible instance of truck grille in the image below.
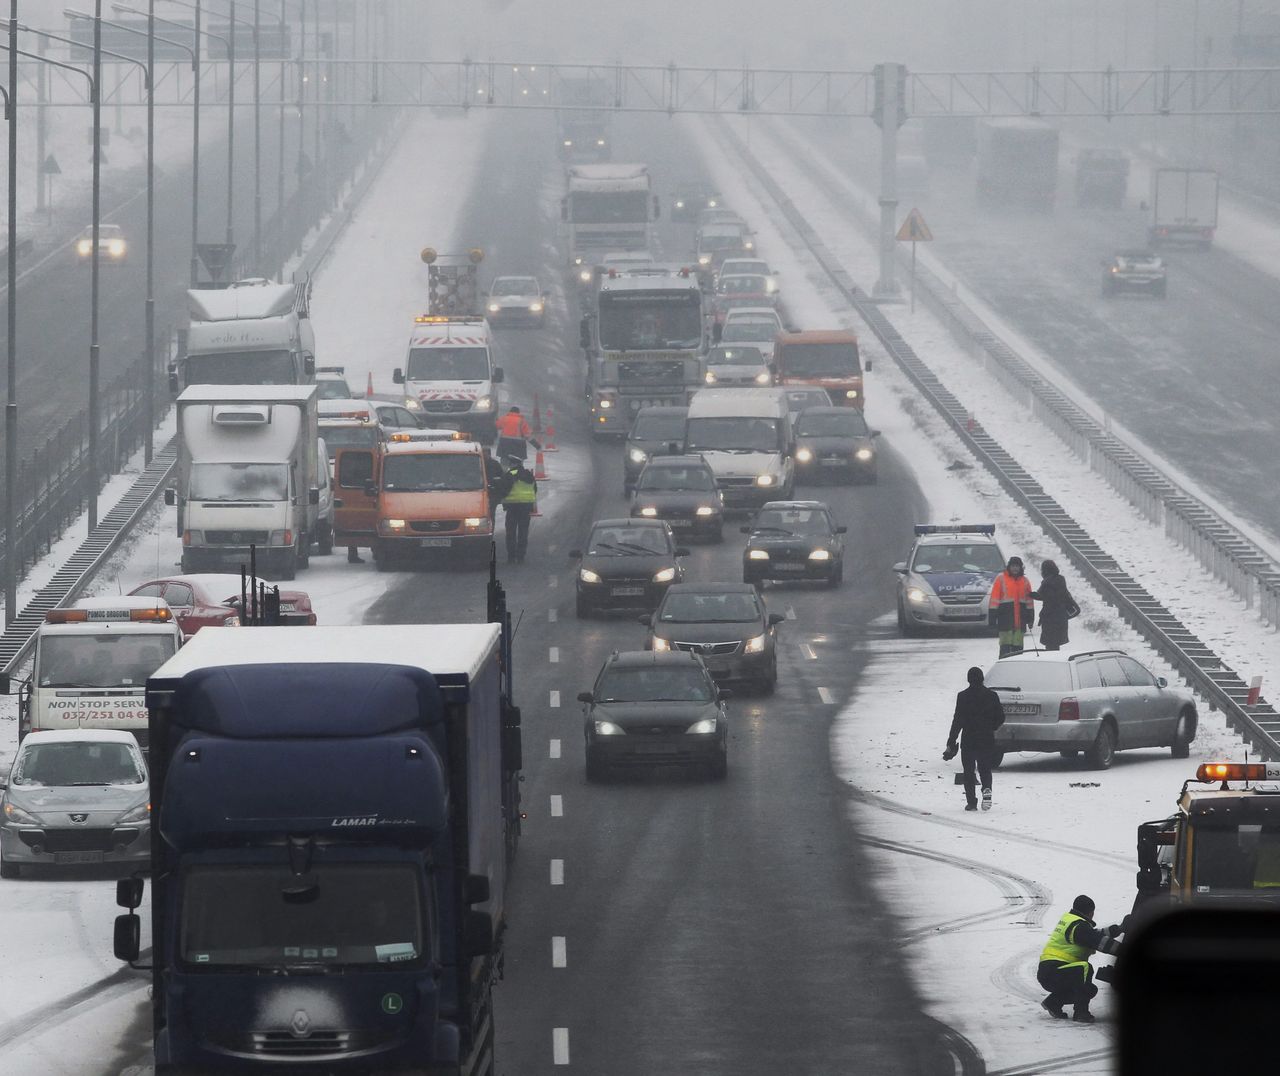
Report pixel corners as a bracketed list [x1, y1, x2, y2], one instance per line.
[250, 1030, 353, 1056]
[410, 520, 461, 533]
[672, 640, 740, 656]
[420, 399, 472, 414]
[204, 530, 269, 545]
[618, 360, 684, 385]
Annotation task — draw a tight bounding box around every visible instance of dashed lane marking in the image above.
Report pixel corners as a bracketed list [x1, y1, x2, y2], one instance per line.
[549, 646, 560, 663]
[548, 608, 558, 623]
[553, 1027, 570, 1064]
[550, 690, 561, 708]
[552, 936, 567, 968]
[818, 686, 835, 704]
[550, 859, 565, 885]
[785, 605, 797, 620]
[801, 642, 817, 660]
[548, 575, 559, 588]
[550, 794, 563, 817]
[550, 738, 561, 759]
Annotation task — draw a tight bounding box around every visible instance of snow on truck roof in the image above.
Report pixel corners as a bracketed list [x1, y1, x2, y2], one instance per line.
[187, 280, 300, 322]
[149, 624, 502, 685]
[177, 386, 317, 404]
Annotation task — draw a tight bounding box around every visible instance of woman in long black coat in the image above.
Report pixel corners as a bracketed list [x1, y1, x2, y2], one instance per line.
[1032, 559, 1076, 651]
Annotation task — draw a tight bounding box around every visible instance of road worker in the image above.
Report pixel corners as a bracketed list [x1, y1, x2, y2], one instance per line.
[988, 555, 1034, 657]
[1038, 895, 1121, 1024]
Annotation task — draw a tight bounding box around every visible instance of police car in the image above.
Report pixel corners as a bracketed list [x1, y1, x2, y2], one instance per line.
[892, 524, 1007, 636]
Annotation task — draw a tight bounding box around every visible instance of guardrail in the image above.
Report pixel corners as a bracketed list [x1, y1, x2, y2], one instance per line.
[715, 121, 1280, 758]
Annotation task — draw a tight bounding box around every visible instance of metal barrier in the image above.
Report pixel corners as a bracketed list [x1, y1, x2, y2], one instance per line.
[716, 121, 1280, 758]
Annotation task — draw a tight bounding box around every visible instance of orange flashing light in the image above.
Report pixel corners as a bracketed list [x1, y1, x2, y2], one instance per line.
[1196, 762, 1280, 783]
[46, 606, 172, 625]
[388, 432, 414, 443]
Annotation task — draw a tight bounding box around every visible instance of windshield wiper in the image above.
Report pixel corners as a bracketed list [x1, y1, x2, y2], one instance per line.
[750, 526, 795, 535]
[591, 542, 642, 556]
[615, 541, 662, 555]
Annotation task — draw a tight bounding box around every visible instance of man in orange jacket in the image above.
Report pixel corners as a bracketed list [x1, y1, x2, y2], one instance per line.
[989, 555, 1035, 657]
[494, 406, 540, 462]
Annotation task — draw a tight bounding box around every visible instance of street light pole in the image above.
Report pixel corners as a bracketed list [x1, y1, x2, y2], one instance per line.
[225, 0, 234, 251]
[5, 0, 16, 625]
[89, 0, 102, 531]
[145, 0, 155, 462]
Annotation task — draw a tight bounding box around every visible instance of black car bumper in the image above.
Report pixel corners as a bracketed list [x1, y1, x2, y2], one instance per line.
[588, 731, 723, 768]
[743, 556, 837, 583]
[577, 578, 671, 612]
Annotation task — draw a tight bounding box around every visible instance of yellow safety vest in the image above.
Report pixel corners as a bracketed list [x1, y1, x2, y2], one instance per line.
[505, 474, 537, 505]
[1040, 912, 1091, 966]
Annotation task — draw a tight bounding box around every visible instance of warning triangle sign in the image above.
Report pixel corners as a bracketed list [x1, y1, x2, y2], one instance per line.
[896, 208, 933, 242]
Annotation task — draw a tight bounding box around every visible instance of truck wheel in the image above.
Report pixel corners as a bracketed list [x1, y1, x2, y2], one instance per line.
[575, 596, 591, 618]
[0, 859, 19, 880]
[1085, 722, 1116, 770]
[317, 523, 334, 556]
[1170, 711, 1194, 759]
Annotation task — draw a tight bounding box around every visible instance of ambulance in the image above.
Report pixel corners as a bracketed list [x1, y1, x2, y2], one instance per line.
[393, 315, 504, 444]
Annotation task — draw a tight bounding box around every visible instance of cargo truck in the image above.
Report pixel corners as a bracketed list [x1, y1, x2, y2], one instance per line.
[562, 163, 658, 271]
[169, 386, 321, 580]
[1148, 168, 1219, 248]
[975, 119, 1059, 211]
[1075, 148, 1129, 207]
[114, 616, 523, 1074]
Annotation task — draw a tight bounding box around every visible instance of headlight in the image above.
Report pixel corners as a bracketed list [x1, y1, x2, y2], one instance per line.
[488, 303, 501, 313]
[705, 371, 718, 384]
[573, 256, 584, 265]
[795, 447, 813, 463]
[222, 614, 242, 627]
[809, 548, 832, 561]
[744, 240, 754, 250]
[845, 389, 859, 399]
[639, 506, 658, 517]
[380, 519, 407, 534]
[77, 239, 92, 256]
[529, 302, 543, 313]
[652, 567, 676, 583]
[698, 255, 711, 266]
[463, 517, 491, 532]
[563, 139, 573, 147]
[855, 447, 874, 461]
[628, 448, 648, 464]
[708, 199, 718, 208]
[748, 549, 769, 560]
[579, 269, 592, 283]
[594, 720, 625, 736]
[472, 395, 494, 412]
[743, 633, 767, 654]
[754, 371, 772, 384]
[906, 586, 929, 604]
[404, 397, 423, 411]
[695, 505, 715, 517]
[598, 398, 613, 409]
[675, 200, 685, 209]
[651, 636, 671, 651]
[686, 718, 718, 735]
[596, 139, 606, 147]
[2, 799, 40, 825]
[579, 568, 602, 584]
[108, 239, 126, 257]
[755, 474, 775, 487]
[118, 801, 151, 824]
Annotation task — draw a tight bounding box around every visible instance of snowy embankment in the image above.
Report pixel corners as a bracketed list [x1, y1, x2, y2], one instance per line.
[690, 112, 1256, 1073]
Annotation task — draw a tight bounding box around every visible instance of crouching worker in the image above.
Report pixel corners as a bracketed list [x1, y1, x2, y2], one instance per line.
[1038, 894, 1121, 1024]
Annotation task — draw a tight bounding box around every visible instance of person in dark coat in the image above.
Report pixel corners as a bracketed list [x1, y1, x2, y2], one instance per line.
[943, 666, 1006, 811]
[1032, 559, 1077, 652]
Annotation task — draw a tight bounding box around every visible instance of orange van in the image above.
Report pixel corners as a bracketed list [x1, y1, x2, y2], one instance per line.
[772, 330, 865, 409]
[372, 440, 494, 569]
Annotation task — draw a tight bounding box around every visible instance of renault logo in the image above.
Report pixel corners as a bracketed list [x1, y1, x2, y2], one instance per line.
[289, 1010, 311, 1038]
[68, 813, 88, 824]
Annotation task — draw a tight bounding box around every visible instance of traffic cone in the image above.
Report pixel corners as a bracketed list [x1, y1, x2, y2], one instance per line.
[530, 393, 543, 435]
[534, 448, 549, 481]
[543, 407, 558, 451]
[366, 371, 374, 398]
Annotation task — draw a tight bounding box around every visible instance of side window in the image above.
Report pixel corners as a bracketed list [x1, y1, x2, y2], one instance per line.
[1096, 656, 1129, 688]
[1118, 657, 1156, 687]
[338, 451, 374, 490]
[1074, 659, 1102, 689]
[132, 583, 164, 599]
[163, 583, 194, 608]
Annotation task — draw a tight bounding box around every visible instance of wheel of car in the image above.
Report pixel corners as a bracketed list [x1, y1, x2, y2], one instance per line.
[575, 596, 592, 619]
[826, 562, 843, 588]
[896, 602, 918, 638]
[317, 523, 334, 556]
[1085, 722, 1116, 770]
[278, 554, 297, 581]
[1170, 711, 1194, 759]
[712, 525, 724, 544]
[585, 750, 607, 783]
[0, 859, 18, 880]
[709, 752, 728, 781]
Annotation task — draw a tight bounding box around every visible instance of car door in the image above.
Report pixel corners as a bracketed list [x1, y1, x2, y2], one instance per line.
[1095, 655, 1137, 745]
[1118, 656, 1165, 746]
[333, 446, 380, 546]
[159, 582, 197, 634]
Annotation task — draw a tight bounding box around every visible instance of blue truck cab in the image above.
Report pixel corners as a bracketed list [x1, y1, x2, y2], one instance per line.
[114, 624, 519, 1074]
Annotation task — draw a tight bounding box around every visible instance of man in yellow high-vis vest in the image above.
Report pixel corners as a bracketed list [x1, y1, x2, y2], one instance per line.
[1038, 894, 1121, 1023]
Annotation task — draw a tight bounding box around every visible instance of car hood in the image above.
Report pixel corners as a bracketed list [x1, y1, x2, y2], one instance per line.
[697, 450, 781, 478]
[916, 571, 994, 596]
[581, 552, 674, 578]
[748, 533, 832, 552]
[707, 364, 771, 380]
[797, 435, 872, 453]
[632, 491, 718, 511]
[9, 783, 147, 814]
[652, 620, 761, 643]
[592, 701, 718, 728]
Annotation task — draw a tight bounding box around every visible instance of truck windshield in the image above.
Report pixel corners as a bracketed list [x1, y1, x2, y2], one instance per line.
[180, 863, 425, 968]
[406, 347, 489, 381]
[184, 350, 296, 386]
[779, 343, 860, 376]
[190, 463, 289, 502]
[37, 633, 177, 688]
[382, 454, 483, 492]
[1192, 825, 1280, 892]
[685, 416, 779, 453]
[599, 295, 701, 351]
[569, 191, 648, 224]
[13, 740, 145, 787]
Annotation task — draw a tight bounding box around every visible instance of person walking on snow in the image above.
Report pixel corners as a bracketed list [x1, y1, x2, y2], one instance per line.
[943, 666, 1006, 811]
[1032, 559, 1078, 652]
[1038, 894, 1121, 1024]
[494, 405, 541, 463]
[500, 455, 537, 564]
[989, 555, 1034, 657]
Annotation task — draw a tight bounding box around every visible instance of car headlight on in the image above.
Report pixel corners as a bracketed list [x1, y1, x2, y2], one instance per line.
[579, 268, 593, 283]
[529, 302, 544, 313]
[639, 506, 658, 517]
[108, 239, 126, 257]
[2, 799, 40, 824]
[686, 718, 718, 735]
[855, 447, 874, 461]
[76, 239, 92, 256]
[695, 505, 716, 517]
[748, 549, 769, 560]
[698, 255, 712, 266]
[118, 801, 151, 824]
[809, 548, 832, 561]
[906, 586, 929, 604]
[488, 303, 501, 313]
[652, 567, 676, 583]
[598, 398, 613, 409]
[743, 633, 767, 654]
[744, 240, 754, 251]
[579, 568, 602, 584]
[381, 518, 407, 534]
[472, 395, 494, 412]
[754, 371, 772, 384]
[675, 200, 685, 209]
[651, 636, 671, 651]
[708, 199, 718, 208]
[845, 389, 859, 399]
[463, 517, 491, 532]
[594, 720, 625, 736]
[404, 396, 423, 411]
[629, 448, 648, 464]
[796, 447, 813, 463]
[705, 371, 718, 384]
[596, 139, 606, 147]
[755, 474, 775, 487]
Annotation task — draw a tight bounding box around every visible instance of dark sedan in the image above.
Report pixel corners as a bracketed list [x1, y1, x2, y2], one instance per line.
[630, 455, 724, 541]
[671, 185, 723, 223]
[742, 501, 846, 587]
[580, 650, 728, 780]
[623, 405, 688, 496]
[572, 519, 688, 617]
[644, 582, 784, 694]
[794, 406, 881, 484]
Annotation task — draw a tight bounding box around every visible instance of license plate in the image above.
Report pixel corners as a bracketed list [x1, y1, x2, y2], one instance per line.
[1004, 703, 1040, 715]
[941, 612, 984, 621]
[773, 563, 806, 572]
[820, 458, 845, 467]
[668, 519, 693, 528]
[612, 586, 645, 597]
[54, 851, 104, 865]
[633, 743, 675, 755]
[419, 538, 452, 548]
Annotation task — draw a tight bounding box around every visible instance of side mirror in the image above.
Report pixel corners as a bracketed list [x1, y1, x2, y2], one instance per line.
[464, 873, 491, 905]
[740, 526, 751, 534]
[892, 561, 908, 574]
[464, 910, 494, 957]
[163, 488, 177, 507]
[116, 876, 144, 909]
[392, 368, 404, 385]
[576, 691, 594, 704]
[1157, 676, 1168, 689]
[113, 914, 141, 963]
[675, 547, 690, 557]
[568, 549, 583, 559]
[363, 480, 377, 498]
[636, 614, 652, 627]
[718, 688, 732, 702]
[864, 358, 873, 372]
[492, 367, 505, 384]
[652, 195, 661, 219]
[308, 488, 320, 506]
[871, 430, 881, 438]
[835, 525, 848, 534]
[303, 354, 316, 377]
[579, 317, 591, 350]
[767, 613, 786, 627]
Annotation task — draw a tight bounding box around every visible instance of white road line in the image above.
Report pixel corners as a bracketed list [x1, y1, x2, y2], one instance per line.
[549, 738, 561, 759]
[548, 607, 558, 623]
[549, 646, 560, 663]
[817, 686, 835, 704]
[550, 794, 563, 817]
[552, 935, 567, 968]
[801, 642, 817, 660]
[553, 1027, 570, 1065]
[550, 690, 561, 708]
[548, 543, 557, 554]
[550, 859, 565, 885]
[548, 575, 559, 588]
[785, 605, 797, 620]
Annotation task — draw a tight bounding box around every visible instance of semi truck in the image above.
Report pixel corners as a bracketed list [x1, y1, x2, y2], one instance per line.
[1148, 168, 1219, 248]
[170, 386, 321, 580]
[562, 163, 657, 270]
[174, 278, 316, 392]
[1075, 148, 1129, 207]
[114, 614, 523, 1074]
[554, 75, 612, 162]
[975, 119, 1059, 211]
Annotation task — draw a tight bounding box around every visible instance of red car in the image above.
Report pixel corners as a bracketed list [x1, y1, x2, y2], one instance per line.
[128, 574, 317, 635]
[712, 273, 776, 327]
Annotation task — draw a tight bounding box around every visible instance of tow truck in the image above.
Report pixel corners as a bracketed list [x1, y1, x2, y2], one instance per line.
[1135, 762, 1280, 913]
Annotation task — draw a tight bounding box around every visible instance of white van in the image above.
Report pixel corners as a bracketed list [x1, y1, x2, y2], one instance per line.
[684, 388, 795, 508]
[393, 315, 504, 445]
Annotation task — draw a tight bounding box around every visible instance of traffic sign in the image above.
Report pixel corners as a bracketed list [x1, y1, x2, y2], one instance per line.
[197, 242, 237, 281]
[41, 155, 61, 176]
[896, 208, 933, 243]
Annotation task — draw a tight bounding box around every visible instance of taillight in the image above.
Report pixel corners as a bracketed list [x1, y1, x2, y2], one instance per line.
[1058, 697, 1080, 721]
[182, 530, 192, 546]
